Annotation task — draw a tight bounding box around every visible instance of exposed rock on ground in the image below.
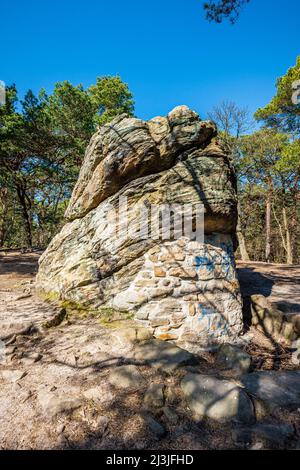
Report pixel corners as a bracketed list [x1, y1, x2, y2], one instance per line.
[181, 373, 255, 423]
[250, 294, 298, 343]
[217, 343, 251, 375]
[241, 370, 300, 412]
[108, 364, 145, 389]
[36, 106, 243, 351]
[143, 414, 166, 440]
[134, 339, 197, 374]
[143, 383, 165, 409]
[38, 393, 83, 418]
[1, 369, 27, 382]
[232, 423, 295, 448]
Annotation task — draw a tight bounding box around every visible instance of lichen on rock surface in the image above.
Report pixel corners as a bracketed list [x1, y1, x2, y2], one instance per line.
[36, 105, 243, 351]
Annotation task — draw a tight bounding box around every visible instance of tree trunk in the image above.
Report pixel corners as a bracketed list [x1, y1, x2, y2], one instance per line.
[16, 185, 32, 248]
[0, 188, 9, 247]
[0, 219, 7, 247]
[265, 195, 271, 263]
[282, 207, 293, 265]
[236, 202, 250, 261]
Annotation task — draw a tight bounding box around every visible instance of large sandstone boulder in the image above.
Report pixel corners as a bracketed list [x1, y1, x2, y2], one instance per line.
[36, 105, 243, 351]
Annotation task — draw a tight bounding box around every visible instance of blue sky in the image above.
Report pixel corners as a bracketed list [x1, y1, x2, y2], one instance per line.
[1, 0, 300, 120]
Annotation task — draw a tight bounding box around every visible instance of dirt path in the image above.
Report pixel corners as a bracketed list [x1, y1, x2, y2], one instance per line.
[237, 261, 300, 316]
[0, 251, 59, 341]
[0, 252, 220, 450]
[0, 252, 299, 450]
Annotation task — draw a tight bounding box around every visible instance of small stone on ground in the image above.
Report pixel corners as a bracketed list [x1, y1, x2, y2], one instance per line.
[1, 370, 27, 382]
[38, 392, 82, 418]
[143, 414, 166, 439]
[134, 339, 197, 374]
[232, 423, 294, 447]
[181, 373, 255, 423]
[143, 383, 165, 409]
[108, 364, 145, 389]
[217, 343, 251, 374]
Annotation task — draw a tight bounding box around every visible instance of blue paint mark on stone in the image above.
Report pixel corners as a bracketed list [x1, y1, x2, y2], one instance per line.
[194, 242, 235, 278]
[194, 255, 215, 273]
[197, 300, 231, 337]
[197, 242, 235, 280]
[198, 303, 215, 317]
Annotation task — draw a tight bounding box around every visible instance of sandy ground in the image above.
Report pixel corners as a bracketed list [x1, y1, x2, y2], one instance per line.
[0, 251, 299, 450]
[237, 261, 300, 315]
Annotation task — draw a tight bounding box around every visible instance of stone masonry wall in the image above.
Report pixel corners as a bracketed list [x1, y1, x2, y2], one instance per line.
[111, 234, 242, 351]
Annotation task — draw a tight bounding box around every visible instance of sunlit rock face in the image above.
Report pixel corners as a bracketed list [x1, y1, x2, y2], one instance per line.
[36, 106, 243, 351]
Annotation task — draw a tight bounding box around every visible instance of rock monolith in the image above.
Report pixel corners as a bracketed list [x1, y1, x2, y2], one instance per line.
[36, 105, 243, 351]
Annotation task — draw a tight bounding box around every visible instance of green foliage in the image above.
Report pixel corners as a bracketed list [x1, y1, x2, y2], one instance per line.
[236, 129, 299, 263]
[280, 139, 300, 172]
[246, 58, 300, 263]
[45, 81, 95, 163]
[238, 129, 289, 183]
[0, 76, 134, 248]
[209, 95, 300, 264]
[89, 75, 134, 126]
[203, 0, 250, 23]
[255, 56, 300, 134]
